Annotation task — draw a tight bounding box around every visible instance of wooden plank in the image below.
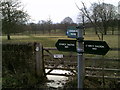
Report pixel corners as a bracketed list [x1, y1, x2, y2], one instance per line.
[44, 61, 77, 65]
[43, 47, 57, 50]
[46, 73, 75, 77]
[45, 67, 76, 70]
[45, 66, 120, 72]
[44, 54, 120, 61]
[46, 73, 120, 79]
[85, 67, 120, 71]
[85, 58, 120, 61]
[85, 75, 120, 79]
[43, 47, 120, 51]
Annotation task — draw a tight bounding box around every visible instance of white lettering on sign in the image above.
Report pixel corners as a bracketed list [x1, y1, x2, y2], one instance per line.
[59, 43, 66, 46]
[59, 43, 75, 47]
[86, 45, 94, 47]
[65, 46, 69, 48]
[70, 33, 76, 35]
[67, 44, 75, 46]
[92, 48, 97, 50]
[69, 30, 78, 32]
[54, 54, 63, 58]
[86, 45, 105, 48]
[95, 45, 104, 48]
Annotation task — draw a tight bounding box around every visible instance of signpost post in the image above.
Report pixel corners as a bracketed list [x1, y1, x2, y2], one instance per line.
[76, 26, 84, 89]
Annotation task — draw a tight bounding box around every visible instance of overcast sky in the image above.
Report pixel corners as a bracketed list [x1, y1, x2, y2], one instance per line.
[21, 0, 119, 23]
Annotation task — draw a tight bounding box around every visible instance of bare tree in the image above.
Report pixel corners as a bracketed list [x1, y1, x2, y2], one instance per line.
[90, 3, 100, 35]
[75, 2, 103, 40]
[95, 3, 116, 35]
[1, 0, 29, 40]
[77, 13, 86, 35]
[46, 17, 52, 35]
[76, 2, 117, 40]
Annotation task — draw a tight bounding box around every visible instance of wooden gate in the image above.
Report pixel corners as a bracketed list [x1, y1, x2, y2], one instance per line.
[43, 47, 77, 76]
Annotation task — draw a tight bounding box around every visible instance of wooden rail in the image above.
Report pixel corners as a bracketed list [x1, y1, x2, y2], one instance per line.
[44, 47, 57, 50]
[85, 67, 120, 72]
[85, 58, 120, 61]
[46, 73, 120, 79]
[46, 73, 74, 77]
[45, 66, 120, 72]
[44, 55, 120, 61]
[45, 66, 76, 70]
[85, 75, 120, 80]
[44, 47, 120, 51]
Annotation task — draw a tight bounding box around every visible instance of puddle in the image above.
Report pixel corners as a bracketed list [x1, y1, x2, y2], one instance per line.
[45, 69, 71, 88]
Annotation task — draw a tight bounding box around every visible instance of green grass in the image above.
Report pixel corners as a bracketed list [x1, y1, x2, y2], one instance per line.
[2, 34, 119, 47]
[2, 34, 119, 58]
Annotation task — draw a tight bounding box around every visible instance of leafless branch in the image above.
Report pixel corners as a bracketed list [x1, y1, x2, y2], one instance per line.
[75, 2, 104, 40]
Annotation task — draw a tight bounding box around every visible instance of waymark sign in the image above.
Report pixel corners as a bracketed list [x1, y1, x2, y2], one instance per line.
[55, 39, 110, 55]
[66, 26, 78, 38]
[84, 40, 110, 55]
[55, 39, 76, 52]
[54, 54, 63, 59]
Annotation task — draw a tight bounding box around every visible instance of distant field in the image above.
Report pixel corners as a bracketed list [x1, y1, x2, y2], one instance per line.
[2, 34, 119, 47]
[2, 34, 119, 58]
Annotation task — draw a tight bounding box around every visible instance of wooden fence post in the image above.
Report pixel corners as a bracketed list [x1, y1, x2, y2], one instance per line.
[35, 43, 45, 77]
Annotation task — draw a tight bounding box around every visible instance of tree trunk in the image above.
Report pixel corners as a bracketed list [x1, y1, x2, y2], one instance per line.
[104, 27, 107, 35]
[104, 31, 107, 35]
[82, 15, 85, 35]
[103, 22, 108, 35]
[7, 34, 11, 40]
[48, 29, 51, 35]
[94, 26, 98, 35]
[42, 30, 45, 35]
[83, 29, 85, 35]
[112, 27, 114, 35]
[118, 20, 120, 34]
[101, 33, 103, 41]
[54, 29, 56, 34]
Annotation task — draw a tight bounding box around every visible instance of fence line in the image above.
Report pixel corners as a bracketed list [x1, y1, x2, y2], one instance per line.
[85, 75, 120, 80]
[43, 47, 120, 80]
[45, 66, 120, 72]
[44, 47, 120, 51]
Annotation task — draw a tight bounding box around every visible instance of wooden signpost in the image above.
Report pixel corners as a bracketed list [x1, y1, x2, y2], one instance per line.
[55, 26, 110, 89]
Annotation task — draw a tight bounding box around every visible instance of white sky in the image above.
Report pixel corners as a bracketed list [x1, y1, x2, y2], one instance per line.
[21, 0, 119, 23]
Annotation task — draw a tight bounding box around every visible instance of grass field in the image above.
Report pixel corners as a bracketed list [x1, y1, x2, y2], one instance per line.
[2, 34, 119, 58]
[2, 34, 119, 47]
